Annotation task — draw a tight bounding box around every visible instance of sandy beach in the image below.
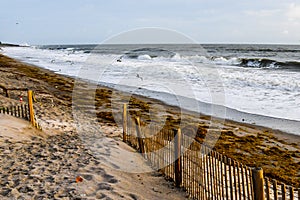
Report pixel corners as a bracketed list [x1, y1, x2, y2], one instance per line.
[0, 53, 299, 199]
[0, 54, 189, 199]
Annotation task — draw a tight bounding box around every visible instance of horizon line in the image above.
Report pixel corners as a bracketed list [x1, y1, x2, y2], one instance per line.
[2, 41, 300, 46]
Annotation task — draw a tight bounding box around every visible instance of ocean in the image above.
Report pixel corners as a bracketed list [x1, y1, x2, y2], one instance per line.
[2, 44, 300, 135]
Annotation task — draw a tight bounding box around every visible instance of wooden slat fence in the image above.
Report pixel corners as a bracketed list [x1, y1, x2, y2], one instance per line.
[122, 104, 299, 200]
[0, 104, 30, 120]
[0, 90, 41, 130]
[264, 178, 300, 200]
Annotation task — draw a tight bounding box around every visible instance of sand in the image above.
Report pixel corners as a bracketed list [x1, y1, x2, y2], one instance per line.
[0, 53, 299, 199]
[0, 115, 190, 199]
[0, 54, 190, 199]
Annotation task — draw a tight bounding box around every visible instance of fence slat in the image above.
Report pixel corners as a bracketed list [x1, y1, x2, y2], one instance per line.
[14, 106, 17, 116]
[224, 155, 229, 200]
[273, 180, 278, 200]
[228, 158, 234, 200]
[211, 151, 216, 199]
[246, 167, 251, 200]
[265, 178, 270, 200]
[232, 161, 238, 200]
[237, 162, 242, 200]
[17, 106, 20, 117]
[219, 153, 224, 200]
[281, 183, 286, 200]
[289, 186, 294, 200]
[241, 164, 246, 200]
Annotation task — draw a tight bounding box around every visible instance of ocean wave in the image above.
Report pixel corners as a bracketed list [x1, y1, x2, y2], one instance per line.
[124, 48, 175, 59]
[185, 56, 300, 71]
[239, 58, 300, 70]
[121, 51, 300, 71]
[38, 45, 300, 72]
[137, 54, 152, 60]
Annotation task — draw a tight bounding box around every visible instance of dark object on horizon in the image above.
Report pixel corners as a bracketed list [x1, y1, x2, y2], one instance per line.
[0, 43, 20, 47]
[16, 22, 19, 25]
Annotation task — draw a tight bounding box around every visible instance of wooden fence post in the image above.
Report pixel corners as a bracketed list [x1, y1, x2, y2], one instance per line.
[27, 90, 36, 126]
[174, 128, 182, 187]
[123, 103, 127, 142]
[135, 117, 145, 154]
[4, 88, 9, 98]
[252, 167, 265, 200]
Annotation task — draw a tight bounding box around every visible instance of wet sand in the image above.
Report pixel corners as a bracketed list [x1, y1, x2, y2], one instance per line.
[0, 53, 299, 199]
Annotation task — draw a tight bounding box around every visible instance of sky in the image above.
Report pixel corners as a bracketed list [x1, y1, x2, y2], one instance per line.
[1, 0, 300, 45]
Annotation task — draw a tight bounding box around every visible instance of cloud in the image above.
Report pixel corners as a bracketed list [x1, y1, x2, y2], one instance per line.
[287, 3, 300, 20]
[283, 30, 289, 35]
[244, 9, 281, 17]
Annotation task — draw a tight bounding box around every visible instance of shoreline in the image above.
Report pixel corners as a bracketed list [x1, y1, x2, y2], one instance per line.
[0, 53, 299, 187]
[3, 47, 300, 136]
[102, 81, 300, 136]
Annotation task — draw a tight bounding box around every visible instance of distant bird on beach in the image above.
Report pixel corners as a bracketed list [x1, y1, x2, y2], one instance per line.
[136, 73, 143, 81]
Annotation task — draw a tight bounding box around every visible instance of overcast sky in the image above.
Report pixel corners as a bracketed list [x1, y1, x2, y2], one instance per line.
[1, 0, 300, 45]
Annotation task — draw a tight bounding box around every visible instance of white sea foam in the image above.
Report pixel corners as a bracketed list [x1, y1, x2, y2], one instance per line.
[137, 54, 152, 60]
[2, 46, 300, 134]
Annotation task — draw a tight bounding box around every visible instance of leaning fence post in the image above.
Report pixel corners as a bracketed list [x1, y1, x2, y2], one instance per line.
[135, 117, 145, 154]
[123, 103, 127, 142]
[174, 128, 182, 187]
[252, 167, 265, 200]
[27, 90, 36, 126]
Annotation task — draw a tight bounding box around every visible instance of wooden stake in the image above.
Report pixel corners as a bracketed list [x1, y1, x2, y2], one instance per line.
[252, 167, 265, 200]
[28, 90, 36, 126]
[122, 103, 127, 142]
[135, 117, 145, 154]
[174, 128, 182, 187]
